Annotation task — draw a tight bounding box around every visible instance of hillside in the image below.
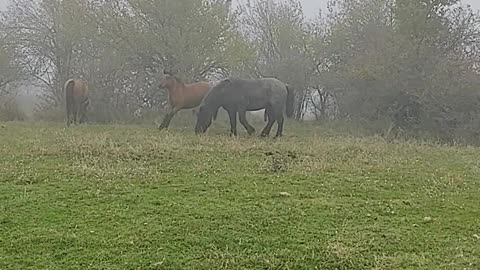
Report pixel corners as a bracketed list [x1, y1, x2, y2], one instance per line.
[0, 122, 479, 269]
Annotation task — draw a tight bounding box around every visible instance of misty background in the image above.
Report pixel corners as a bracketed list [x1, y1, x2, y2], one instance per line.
[1, 0, 479, 18]
[1, 0, 480, 144]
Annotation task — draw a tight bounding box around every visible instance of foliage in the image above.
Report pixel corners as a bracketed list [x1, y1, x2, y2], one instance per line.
[1, 0, 250, 122]
[237, 0, 317, 118]
[317, 0, 480, 141]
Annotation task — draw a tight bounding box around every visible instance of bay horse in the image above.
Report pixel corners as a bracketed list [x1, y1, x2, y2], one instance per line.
[64, 79, 89, 127]
[195, 78, 295, 138]
[158, 71, 218, 129]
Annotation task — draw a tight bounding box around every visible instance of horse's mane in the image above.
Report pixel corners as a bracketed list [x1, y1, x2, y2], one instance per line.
[202, 79, 231, 110]
[172, 75, 184, 84]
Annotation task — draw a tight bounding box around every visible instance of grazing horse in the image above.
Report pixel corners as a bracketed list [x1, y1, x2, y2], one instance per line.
[195, 78, 295, 138]
[65, 79, 89, 127]
[158, 71, 217, 129]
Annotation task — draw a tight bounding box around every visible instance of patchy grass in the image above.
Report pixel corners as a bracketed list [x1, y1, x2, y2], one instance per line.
[0, 121, 479, 269]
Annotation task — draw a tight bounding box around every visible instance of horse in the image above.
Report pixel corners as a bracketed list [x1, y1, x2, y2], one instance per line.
[195, 78, 295, 138]
[157, 71, 218, 129]
[65, 79, 89, 127]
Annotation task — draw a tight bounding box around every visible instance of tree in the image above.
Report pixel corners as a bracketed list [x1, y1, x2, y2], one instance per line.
[315, 0, 480, 141]
[2, 0, 252, 121]
[0, 22, 20, 96]
[238, 0, 317, 118]
[1, 0, 95, 105]
[0, 18, 24, 120]
[0, 42, 16, 96]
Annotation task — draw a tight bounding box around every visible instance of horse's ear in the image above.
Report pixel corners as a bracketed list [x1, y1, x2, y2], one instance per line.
[222, 78, 232, 84]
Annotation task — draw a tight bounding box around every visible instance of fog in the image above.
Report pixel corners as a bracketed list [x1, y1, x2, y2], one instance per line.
[1, 0, 479, 13]
[1, 0, 480, 143]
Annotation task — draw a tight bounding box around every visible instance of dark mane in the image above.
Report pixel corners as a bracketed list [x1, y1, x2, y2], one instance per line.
[202, 79, 231, 106]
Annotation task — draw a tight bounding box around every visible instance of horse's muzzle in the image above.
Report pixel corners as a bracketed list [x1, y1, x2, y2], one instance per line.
[195, 125, 207, 134]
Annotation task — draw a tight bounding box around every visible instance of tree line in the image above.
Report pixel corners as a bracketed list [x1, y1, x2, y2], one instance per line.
[1, 0, 479, 143]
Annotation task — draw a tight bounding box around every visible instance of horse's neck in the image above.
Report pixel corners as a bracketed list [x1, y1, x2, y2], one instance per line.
[205, 91, 222, 108]
[167, 81, 185, 94]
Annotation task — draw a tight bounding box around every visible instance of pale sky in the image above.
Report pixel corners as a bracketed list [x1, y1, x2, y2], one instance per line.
[0, 0, 479, 15]
[293, 0, 480, 18]
[296, 0, 480, 18]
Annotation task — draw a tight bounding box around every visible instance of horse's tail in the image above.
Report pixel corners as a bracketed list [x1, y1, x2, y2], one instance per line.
[64, 79, 75, 119]
[285, 84, 295, 118]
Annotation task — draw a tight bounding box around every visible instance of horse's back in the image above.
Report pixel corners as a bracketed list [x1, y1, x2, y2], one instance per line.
[232, 78, 287, 99]
[231, 77, 285, 89]
[180, 81, 211, 109]
[260, 78, 288, 103]
[213, 78, 286, 110]
[259, 78, 287, 91]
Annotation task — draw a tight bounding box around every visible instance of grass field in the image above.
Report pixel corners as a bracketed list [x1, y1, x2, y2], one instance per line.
[0, 120, 479, 269]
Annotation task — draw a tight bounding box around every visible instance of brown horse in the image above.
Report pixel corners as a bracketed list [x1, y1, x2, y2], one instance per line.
[65, 79, 89, 127]
[158, 71, 216, 129]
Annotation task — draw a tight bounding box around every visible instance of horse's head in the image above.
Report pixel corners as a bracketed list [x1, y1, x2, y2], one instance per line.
[195, 79, 231, 134]
[195, 105, 214, 134]
[159, 70, 178, 89]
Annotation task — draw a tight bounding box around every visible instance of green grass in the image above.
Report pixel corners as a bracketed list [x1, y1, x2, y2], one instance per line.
[0, 120, 479, 269]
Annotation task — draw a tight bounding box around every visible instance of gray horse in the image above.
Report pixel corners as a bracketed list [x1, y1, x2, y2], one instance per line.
[195, 78, 294, 138]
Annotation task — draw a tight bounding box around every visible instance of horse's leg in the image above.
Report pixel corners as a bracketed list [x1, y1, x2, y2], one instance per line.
[159, 106, 179, 130]
[227, 109, 238, 136]
[79, 99, 89, 124]
[260, 108, 276, 137]
[72, 100, 78, 125]
[238, 110, 255, 135]
[274, 112, 285, 138]
[66, 106, 72, 127]
[79, 115, 86, 124]
[85, 98, 90, 123]
[79, 110, 87, 124]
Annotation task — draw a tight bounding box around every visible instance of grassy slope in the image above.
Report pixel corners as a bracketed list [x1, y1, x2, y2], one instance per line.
[0, 121, 479, 269]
